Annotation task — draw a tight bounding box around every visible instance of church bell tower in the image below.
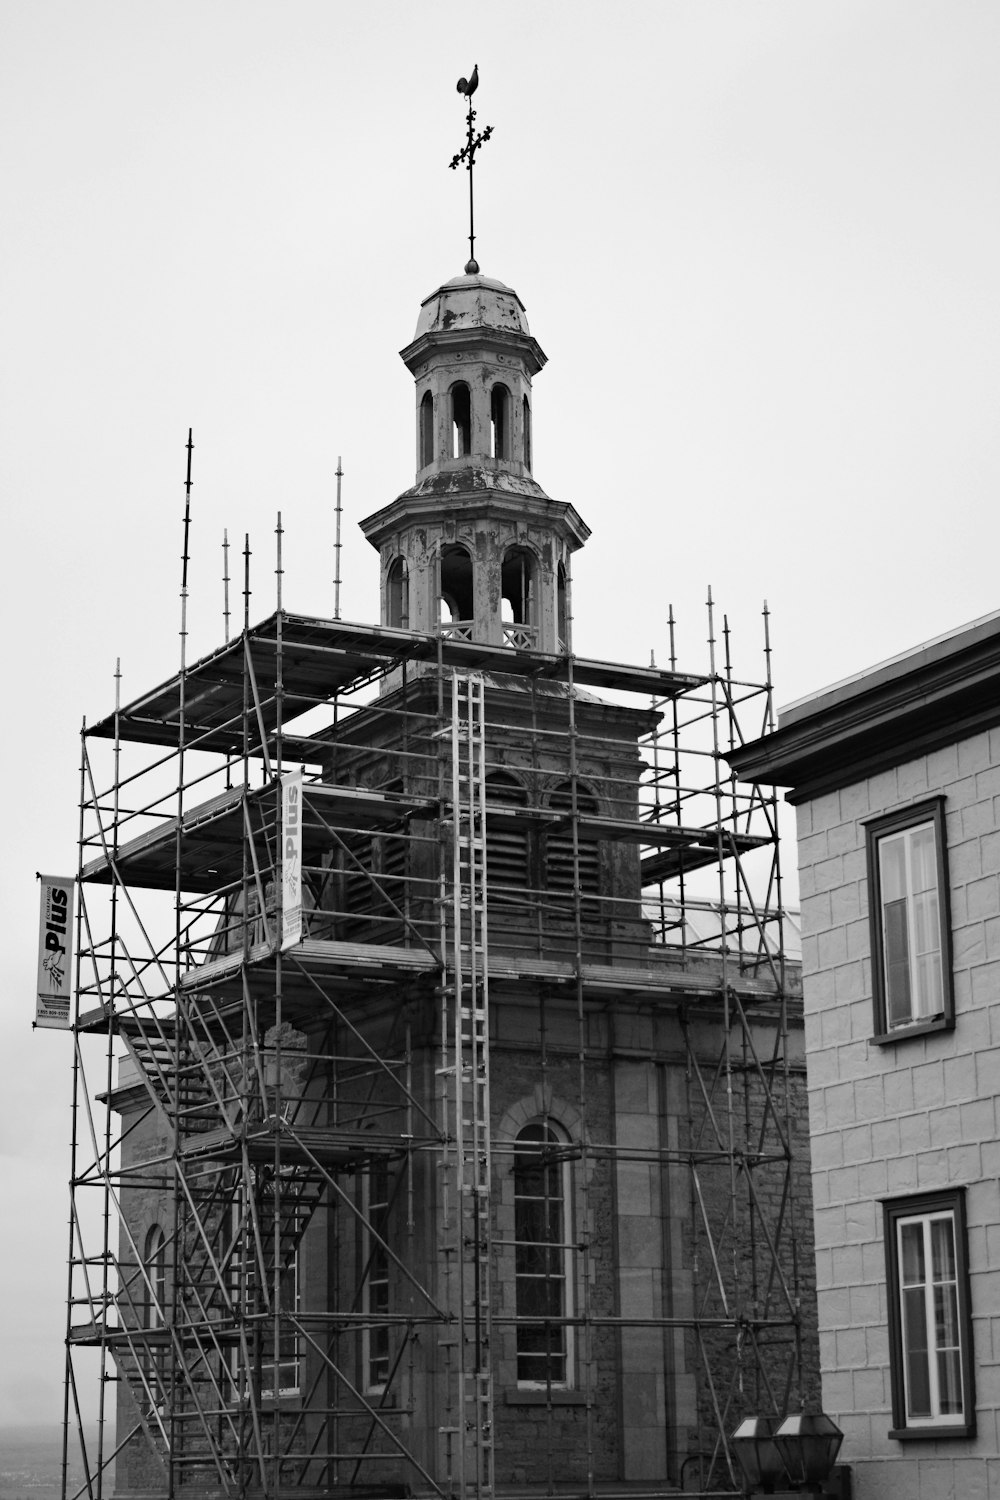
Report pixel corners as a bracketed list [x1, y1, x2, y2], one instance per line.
[360, 271, 590, 654]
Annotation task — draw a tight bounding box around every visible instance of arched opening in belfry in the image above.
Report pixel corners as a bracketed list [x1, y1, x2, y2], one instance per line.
[386, 557, 408, 629]
[419, 392, 434, 468]
[491, 384, 510, 460]
[522, 396, 532, 470]
[451, 383, 472, 459]
[439, 544, 474, 633]
[557, 563, 569, 652]
[501, 546, 537, 648]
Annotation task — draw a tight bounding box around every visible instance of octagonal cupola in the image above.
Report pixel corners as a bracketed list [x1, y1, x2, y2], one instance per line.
[360, 271, 590, 656]
[405, 272, 543, 481]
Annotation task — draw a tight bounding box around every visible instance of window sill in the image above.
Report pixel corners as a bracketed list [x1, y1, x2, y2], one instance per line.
[872, 1015, 953, 1046]
[889, 1420, 975, 1441]
[504, 1389, 587, 1407]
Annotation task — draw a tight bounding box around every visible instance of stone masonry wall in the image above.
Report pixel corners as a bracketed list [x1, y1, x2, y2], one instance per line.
[487, 997, 818, 1492]
[797, 728, 1000, 1498]
[680, 1036, 820, 1483]
[114, 1098, 173, 1498]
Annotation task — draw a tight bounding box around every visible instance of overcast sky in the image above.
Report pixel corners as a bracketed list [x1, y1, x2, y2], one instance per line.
[2, 0, 999, 1432]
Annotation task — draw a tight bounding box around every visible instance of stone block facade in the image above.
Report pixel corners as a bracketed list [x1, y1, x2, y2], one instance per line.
[797, 733, 1000, 1492]
[731, 611, 1000, 1498]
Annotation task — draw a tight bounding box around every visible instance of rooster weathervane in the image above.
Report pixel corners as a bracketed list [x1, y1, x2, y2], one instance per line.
[450, 64, 492, 274]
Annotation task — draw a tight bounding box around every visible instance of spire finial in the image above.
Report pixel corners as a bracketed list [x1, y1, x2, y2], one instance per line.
[450, 64, 492, 275]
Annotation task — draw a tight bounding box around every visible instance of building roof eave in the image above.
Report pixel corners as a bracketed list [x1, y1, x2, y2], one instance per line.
[728, 618, 1000, 803]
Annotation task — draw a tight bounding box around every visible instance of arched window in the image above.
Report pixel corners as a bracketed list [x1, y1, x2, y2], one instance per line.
[362, 1159, 391, 1393]
[419, 391, 434, 468]
[522, 396, 532, 470]
[557, 563, 569, 653]
[144, 1223, 167, 1329]
[386, 557, 408, 629]
[264, 1254, 302, 1397]
[485, 771, 529, 903]
[491, 384, 510, 460]
[439, 544, 474, 636]
[451, 382, 472, 458]
[546, 782, 600, 899]
[514, 1121, 573, 1386]
[501, 546, 537, 649]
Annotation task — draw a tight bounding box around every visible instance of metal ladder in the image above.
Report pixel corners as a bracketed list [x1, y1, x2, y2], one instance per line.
[445, 671, 494, 1499]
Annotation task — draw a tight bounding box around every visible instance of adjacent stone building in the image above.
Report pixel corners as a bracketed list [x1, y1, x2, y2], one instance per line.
[731, 610, 1000, 1497]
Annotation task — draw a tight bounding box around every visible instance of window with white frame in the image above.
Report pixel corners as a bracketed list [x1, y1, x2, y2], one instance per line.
[883, 1189, 975, 1438]
[143, 1223, 167, 1329]
[865, 798, 953, 1038]
[229, 1184, 303, 1402]
[362, 1158, 391, 1393]
[261, 1252, 303, 1399]
[514, 1121, 574, 1387]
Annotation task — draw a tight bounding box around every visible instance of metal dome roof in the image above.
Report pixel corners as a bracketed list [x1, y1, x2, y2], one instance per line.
[413, 272, 531, 341]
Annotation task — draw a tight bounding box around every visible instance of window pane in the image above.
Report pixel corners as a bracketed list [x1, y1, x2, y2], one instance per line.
[937, 1345, 963, 1415]
[913, 888, 943, 1017]
[934, 1283, 960, 1358]
[880, 834, 907, 902]
[884, 899, 912, 1024]
[516, 1243, 563, 1278]
[931, 1216, 963, 1413]
[912, 889, 940, 959]
[518, 1326, 561, 1356]
[931, 1217, 956, 1283]
[365, 1163, 391, 1390]
[518, 1275, 564, 1318]
[916, 951, 943, 1017]
[517, 1352, 566, 1383]
[902, 1286, 932, 1419]
[900, 1223, 925, 1286]
[899, 1220, 932, 1419]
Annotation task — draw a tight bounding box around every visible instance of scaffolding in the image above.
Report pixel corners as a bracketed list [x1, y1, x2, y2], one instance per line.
[61, 599, 816, 1500]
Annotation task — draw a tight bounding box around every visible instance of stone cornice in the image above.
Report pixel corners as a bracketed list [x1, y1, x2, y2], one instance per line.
[360, 476, 591, 552]
[400, 324, 547, 377]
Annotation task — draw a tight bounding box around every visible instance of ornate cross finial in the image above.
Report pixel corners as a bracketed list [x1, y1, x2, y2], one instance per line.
[450, 64, 492, 275]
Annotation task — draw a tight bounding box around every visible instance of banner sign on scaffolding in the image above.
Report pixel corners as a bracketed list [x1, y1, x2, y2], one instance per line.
[36, 873, 75, 1029]
[281, 771, 303, 951]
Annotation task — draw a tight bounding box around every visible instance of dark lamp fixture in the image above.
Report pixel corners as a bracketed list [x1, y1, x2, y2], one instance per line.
[730, 1415, 785, 1494]
[774, 1410, 844, 1489]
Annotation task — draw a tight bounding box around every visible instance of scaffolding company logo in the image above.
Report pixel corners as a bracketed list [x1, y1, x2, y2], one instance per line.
[281, 772, 303, 951]
[43, 946, 65, 985]
[36, 873, 74, 1029]
[43, 885, 69, 976]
